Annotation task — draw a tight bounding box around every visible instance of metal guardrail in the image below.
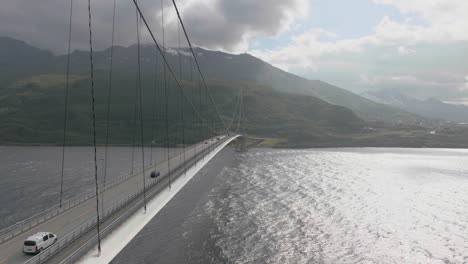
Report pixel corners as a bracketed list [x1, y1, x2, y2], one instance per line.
[22, 135, 232, 264]
[0, 140, 214, 245]
[23, 183, 149, 264]
[57, 136, 232, 264]
[0, 164, 148, 245]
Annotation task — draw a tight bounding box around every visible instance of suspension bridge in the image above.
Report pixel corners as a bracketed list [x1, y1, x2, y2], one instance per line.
[0, 0, 244, 263]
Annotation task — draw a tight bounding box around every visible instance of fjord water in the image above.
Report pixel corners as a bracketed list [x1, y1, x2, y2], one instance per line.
[113, 147, 467, 264]
[205, 148, 467, 264]
[0, 146, 177, 229]
[1, 147, 466, 263]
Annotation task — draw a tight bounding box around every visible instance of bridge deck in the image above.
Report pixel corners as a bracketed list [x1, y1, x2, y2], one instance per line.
[0, 135, 231, 264]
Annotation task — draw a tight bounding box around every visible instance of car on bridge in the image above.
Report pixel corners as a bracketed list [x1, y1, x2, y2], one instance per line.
[23, 232, 57, 254]
[150, 171, 160, 178]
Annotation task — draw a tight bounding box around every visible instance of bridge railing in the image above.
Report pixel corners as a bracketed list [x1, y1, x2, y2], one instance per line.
[23, 182, 148, 264]
[0, 139, 216, 245]
[23, 135, 232, 264]
[0, 164, 148, 245]
[58, 135, 231, 264]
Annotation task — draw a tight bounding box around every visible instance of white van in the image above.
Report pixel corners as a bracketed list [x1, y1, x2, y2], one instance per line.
[23, 232, 57, 254]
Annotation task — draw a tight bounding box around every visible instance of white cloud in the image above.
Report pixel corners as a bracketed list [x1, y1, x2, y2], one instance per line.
[397, 45, 415, 55]
[249, 0, 468, 99]
[460, 76, 468, 91]
[0, 0, 310, 53]
[159, 0, 310, 52]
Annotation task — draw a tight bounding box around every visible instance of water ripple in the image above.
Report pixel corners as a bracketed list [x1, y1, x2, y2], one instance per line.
[207, 148, 468, 264]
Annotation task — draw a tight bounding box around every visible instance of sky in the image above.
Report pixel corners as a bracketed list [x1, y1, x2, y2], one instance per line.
[1, 0, 467, 101]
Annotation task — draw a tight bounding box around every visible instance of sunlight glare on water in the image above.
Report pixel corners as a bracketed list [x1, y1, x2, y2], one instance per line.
[206, 148, 468, 264]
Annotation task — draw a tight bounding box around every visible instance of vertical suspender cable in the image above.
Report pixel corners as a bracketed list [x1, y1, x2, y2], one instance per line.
[177, 21, 187, 176]
[161, 0, 171, 189]
[235, 88, 243, 133]
[199, 74, 204, 155]
[59, 0, 73, 208]
[130, 10, 139, 176]
[136, 7, 148, 211]
[190, 51, 197, 163]
[150, 46, 159, 167]
[174, 46, 181, 165]
[102, 0, 116, 219]
[132, 0, 210, 151]
[87, 0, 102, 253]
[206, 80, 212, 140]
[171, 0, 228, 133]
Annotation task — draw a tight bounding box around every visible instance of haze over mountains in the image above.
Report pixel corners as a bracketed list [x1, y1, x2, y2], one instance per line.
[1, 36, 467, 147]
[362, 89, 468, 123]
[0, 36, 422, 121]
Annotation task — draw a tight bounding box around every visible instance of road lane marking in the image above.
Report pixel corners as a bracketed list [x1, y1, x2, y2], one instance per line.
[0, 141, 223, 263]
[52, 207, 95, 233]
[51, 186, 130, 233]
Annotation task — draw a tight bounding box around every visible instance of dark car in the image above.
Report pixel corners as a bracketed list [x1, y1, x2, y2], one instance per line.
[150, 171, 160, 178]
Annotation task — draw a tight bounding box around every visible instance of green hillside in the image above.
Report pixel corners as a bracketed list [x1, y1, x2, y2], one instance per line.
[182, 48, 423, 122]
[0, 70, 364, 146]
[1, 37, 467, 148]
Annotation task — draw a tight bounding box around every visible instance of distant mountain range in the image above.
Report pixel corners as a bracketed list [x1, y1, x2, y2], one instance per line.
[0, 36, 422, 122]
[171, 47, 423, 123]
[1, 36, 467, 148]
[362, 89, 468, 123]
[0, 37, 364, 146]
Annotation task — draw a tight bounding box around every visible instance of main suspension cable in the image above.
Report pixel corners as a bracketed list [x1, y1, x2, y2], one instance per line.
[131, 0, 210, 126]
[170, 0, 228, 132]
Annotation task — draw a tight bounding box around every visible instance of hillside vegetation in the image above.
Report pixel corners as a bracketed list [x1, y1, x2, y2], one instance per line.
[0, 71, 364, 146]
[1, 37, 467, 148]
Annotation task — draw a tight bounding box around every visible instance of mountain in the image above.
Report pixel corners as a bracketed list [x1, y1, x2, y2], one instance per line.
[185, 48, 423, 123]
[2, 37, 467, 148]
[0, 37, 54, 87]
[362, 89, 468, 123]
[1, 39, 419, 123]
[0, 37, 364, 146]
[0, 37, 53, 69]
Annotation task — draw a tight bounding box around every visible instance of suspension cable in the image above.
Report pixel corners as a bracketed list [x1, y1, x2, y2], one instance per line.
[149, 45, 159, 167]
[198, 72, 204, 155]
[131, 0, 210, 126]
[235, 88, 244, 133]
[161, 0, 171, 189]
[102, 0, 116, 219]
[130, 10, 139, 176]
[222, 89, 242, 132]
[87, 0, 102, 253]
[170, 0, 228, 132]
[177, 20, 187, 176]
[190, 49, 197, 163]
[136, 7, 148, 211]
[59, 0, 74, 208]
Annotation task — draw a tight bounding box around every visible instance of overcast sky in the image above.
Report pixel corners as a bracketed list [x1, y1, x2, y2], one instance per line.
[1, 0, 467, 101]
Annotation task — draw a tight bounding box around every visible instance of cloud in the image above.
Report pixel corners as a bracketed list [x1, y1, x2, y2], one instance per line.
[250, 0, 468, 100]
[0, 0, 308, 54]
[397, 46, 415, 55]
[1, 0, 466, 101]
